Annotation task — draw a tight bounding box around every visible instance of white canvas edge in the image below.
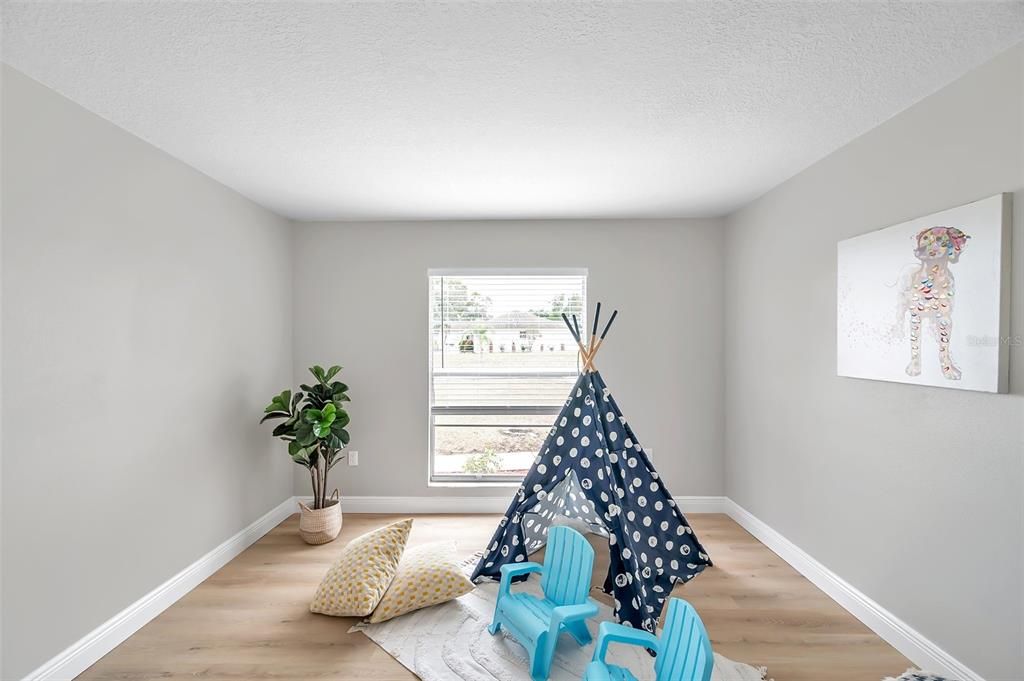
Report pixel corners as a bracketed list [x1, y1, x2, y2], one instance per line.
[995, 192, 1013, 393]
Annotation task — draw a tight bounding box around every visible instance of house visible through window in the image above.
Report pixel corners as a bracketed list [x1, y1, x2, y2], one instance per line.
[429, 270, 587, 483]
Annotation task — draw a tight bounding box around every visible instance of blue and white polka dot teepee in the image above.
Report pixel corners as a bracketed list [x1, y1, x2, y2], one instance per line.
[471, 304, 711, 633]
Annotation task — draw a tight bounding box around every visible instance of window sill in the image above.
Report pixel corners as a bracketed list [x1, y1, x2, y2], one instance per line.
[428, 479, 521, 488]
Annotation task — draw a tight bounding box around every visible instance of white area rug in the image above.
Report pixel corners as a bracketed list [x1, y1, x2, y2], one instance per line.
[353, 580, 767, 681]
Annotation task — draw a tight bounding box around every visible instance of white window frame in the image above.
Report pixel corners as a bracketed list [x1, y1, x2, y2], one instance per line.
[427, 267, 588, 486]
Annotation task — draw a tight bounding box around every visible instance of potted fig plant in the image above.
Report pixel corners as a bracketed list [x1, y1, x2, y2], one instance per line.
[261, 365, 350, 544]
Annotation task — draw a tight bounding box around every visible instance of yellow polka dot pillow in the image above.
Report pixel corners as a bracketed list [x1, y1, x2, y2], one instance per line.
[310, 518, 412, 617]
[368, 541, 475, 623]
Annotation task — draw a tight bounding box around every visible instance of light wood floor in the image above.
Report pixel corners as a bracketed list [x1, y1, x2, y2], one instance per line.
[79, 513, 909, 680]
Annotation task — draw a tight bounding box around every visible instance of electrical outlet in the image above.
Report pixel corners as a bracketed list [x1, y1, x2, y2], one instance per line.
[348, 450, 359, 466]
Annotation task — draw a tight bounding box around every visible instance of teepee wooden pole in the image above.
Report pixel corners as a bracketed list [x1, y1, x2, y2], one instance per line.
[561, 313, 580, 344]
[583, 308, 617, 372]
[562, 313, 591, 373]
[585, 301, 600, 363]
[578, 337, 597, 373]
[584, 338, 604, 371]
[600, 309, 618, 340]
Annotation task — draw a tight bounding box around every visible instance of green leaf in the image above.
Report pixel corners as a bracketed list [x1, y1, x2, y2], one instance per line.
[325, 365, 342, 382]
[263, 389, 292, 414]
[296, 423, 317, 446]
[332, 410, 350, 429]
[338, 429, 350, 445]
[311, 365, 325, 382]
[302, 402, 334, 438]
[271, 422, 295, 438]
[288, 441, 312, 467]
[259, 411, 289, 424]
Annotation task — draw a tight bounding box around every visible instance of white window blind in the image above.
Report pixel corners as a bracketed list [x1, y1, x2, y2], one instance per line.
[428, 271, 587, 482]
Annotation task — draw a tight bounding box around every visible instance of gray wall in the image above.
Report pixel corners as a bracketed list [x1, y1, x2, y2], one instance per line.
[724, 45, 1023, 679]
[1, 67, 294, 679]
[0, 61, 5, 680]
[292, 219, 725, 499]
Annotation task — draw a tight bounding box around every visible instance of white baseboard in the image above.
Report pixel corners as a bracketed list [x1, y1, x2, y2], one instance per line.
[673, 495, 729, 514]
[24, 493, 976, 681]
[328, 494, 729, 515]
[724, 499, 982, 681]
[23, 496, 296, 681]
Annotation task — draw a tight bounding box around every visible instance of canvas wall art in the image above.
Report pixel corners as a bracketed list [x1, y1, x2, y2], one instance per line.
[837, 193, 1012, 393]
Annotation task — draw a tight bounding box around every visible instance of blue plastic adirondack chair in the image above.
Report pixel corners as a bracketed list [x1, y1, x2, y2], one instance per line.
[583, 598, 714, 681]
[488, 525, 600, 681]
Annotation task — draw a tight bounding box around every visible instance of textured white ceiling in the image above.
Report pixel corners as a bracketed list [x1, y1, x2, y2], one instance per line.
[4, 2, 1024, 221]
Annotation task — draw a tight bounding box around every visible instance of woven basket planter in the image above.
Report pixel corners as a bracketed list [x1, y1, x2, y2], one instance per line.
[298, 494, 342, 545]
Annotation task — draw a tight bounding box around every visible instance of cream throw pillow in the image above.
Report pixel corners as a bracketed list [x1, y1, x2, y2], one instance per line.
[310, 518, 413, 617]
[368, 540, 475, 623]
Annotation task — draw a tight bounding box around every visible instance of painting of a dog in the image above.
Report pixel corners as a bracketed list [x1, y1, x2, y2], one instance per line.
[897, 226, 970, 380]
[837, 194, 1011, 393]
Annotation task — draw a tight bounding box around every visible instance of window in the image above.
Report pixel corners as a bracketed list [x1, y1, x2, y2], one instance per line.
[429, 269, 587, 483]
